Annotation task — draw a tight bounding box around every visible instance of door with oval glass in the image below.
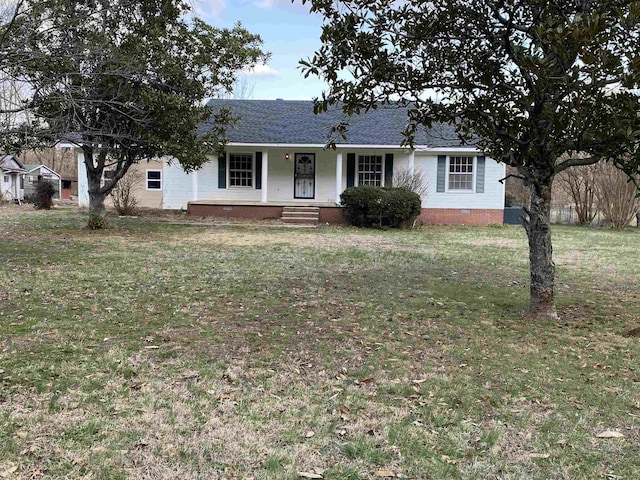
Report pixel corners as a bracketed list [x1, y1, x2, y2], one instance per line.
[294, 153, 315, 199]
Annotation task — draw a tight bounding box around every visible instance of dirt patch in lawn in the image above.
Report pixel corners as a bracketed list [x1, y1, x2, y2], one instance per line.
[467, 238, 522, 249]
[185, 229, 408, 252]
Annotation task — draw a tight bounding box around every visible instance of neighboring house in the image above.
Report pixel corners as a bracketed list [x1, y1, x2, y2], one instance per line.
[0, 154, 26, 202]
[78, 99, 506, 225]
[21, 145, 78, 199]
[22, 164, 62, 201]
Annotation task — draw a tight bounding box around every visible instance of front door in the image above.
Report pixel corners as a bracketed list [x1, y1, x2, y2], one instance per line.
[294, 153, 315, 199]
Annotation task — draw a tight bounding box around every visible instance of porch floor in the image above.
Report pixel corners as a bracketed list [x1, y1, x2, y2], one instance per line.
[188, 200, 339, 207]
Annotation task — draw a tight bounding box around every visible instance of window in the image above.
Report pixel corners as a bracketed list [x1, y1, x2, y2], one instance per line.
[102, 170, 116, 188]
[448, 156, 474, 191]
[3, 175, 10, 184]
[146, 170, 162, 190]
[357, 155, 383, 186]
[229, 153, 253, 187]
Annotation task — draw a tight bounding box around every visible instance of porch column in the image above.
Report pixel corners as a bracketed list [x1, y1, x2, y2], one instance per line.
[192, 170, 198, 201]
[335, 152, 343, 204]
[261, 150, 268, 203]
[408, 150, 415, 175]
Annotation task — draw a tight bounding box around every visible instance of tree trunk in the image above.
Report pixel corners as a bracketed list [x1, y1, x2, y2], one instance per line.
[86, 167, 107, 216]
[524, 181, 558, 319]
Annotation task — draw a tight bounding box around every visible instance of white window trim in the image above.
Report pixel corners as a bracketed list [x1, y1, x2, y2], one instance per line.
[227, 153, 255, 189]
[356, 154, 385, 187]
[445, 155, 476, 193]
[146, 169, 162, 191]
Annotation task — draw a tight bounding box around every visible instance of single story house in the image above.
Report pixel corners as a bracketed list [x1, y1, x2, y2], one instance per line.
[0, 154, 26, 202]
[78, 100, 505, 224]
[22, 164, 62, 201]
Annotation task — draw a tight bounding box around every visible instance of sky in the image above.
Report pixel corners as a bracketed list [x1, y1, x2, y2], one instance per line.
[195, 0, 327, 100]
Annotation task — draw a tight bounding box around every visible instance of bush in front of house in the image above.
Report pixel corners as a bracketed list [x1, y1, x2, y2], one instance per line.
[33, 181, 56, 210]
[340, 185, 422, 228]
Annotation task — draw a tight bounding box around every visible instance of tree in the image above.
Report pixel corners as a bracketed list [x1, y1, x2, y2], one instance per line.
[300, 0, 640, 319]
[0, 0, 266, 219]
[593, 162, 640, 228]
[556, 161, 598, 226]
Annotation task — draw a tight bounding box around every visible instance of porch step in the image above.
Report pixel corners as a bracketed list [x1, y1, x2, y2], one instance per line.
[281, 206, 320, 225]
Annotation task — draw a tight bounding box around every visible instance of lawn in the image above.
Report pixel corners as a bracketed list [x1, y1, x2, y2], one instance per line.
[1, 205, 639, 479]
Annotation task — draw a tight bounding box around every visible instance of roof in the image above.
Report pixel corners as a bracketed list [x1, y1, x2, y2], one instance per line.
[23, 164, 62, 177]
[203, 99, 463, 148]
[0, 154, 25, 173]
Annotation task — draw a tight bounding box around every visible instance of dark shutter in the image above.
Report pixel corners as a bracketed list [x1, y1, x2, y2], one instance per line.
[437, 155, 447, 192]
[218, 152, 226, 189]
[384, 153, 394, 187]
[476, 156, 485, 193]
[255, 152, 262, 190]
[347, 153, 356, 188]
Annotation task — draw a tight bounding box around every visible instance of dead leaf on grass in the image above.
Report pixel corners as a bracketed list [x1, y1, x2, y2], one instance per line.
[356, 377, 374, 385]
[298, 472, 323, 479]
[596, 430, 625, 438]
[304, 430, 315, 438]
[0, 463, 18, 478]
[529, 453, 550, 459]
[374, 470, 396, 477]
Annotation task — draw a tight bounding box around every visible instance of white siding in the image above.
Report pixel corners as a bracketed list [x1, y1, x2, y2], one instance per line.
[417, 153, 505, 209]
[80, 147, 505, 212]
[163, 162, 194, 210]
[77, 151, 89, 207]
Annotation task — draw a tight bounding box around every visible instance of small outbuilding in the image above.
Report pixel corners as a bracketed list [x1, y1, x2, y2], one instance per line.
[0, 154, 26, 202]
[23, 164, 62, 201]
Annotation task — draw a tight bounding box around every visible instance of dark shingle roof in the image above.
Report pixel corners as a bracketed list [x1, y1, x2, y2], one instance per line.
[203, 99, 463, 148]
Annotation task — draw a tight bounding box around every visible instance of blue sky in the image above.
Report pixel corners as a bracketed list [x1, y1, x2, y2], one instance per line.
[196, 0, 327, 100]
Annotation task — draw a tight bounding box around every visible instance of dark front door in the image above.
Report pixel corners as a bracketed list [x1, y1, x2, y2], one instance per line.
[294, 153, 315, 199]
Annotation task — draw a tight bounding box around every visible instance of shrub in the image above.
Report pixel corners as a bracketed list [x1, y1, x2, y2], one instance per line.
[33, 180, 56, 209]
[87, 213, 108, 230]
[110, 173, 140, 216]
[340, 185, 421, 228]
[393, 167, 429, 199]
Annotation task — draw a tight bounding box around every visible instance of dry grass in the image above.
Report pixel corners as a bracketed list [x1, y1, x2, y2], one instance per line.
[1, 207, 640, 479]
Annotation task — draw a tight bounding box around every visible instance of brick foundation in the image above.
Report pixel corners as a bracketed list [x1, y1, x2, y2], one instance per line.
[188, 204, 284, 220]
[188, 203, 502, 226]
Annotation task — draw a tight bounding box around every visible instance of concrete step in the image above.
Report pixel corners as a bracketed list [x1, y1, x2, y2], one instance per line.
[282, 206, 320, 213]
[281, 211, 319, 219]
[281, 216, 319, 225]
[281, 206, 320, 225]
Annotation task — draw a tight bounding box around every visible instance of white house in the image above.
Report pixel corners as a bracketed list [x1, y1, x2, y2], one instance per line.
[0, 154, 25, 202]
[79, 100, 505, 225]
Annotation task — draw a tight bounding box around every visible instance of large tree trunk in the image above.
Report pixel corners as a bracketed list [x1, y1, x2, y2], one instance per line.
[86, 166, 107, 216]
[523, 180, 558, 319]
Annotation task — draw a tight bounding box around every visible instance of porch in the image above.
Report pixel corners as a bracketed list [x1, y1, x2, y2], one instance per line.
[187, 200, 346, 225]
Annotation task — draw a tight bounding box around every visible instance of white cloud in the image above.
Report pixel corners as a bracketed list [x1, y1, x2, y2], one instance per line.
[251, 0, 291, 8]
[194, 0, 226, 17]
[243, 63, 280, 77]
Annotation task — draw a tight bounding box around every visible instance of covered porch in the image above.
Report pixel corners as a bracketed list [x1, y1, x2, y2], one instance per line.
[187, 200, 346, 224]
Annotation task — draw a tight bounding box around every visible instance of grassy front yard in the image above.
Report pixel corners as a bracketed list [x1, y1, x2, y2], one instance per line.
[1, 205, 639, 479]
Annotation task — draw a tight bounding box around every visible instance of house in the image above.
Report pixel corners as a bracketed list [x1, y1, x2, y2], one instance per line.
[78, 100, 505, 224]
[22, 164, 62, 201]
[0, 154, 26, 202]
[21, 144, 79, 200]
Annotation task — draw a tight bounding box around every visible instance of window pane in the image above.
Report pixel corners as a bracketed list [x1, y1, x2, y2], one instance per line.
[357, 155, 383, 186]
[147, 171, 161, 180]
[229, 154, 253, 187]
[448, 156, 474, 190]
[148, 180, 161, 190]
